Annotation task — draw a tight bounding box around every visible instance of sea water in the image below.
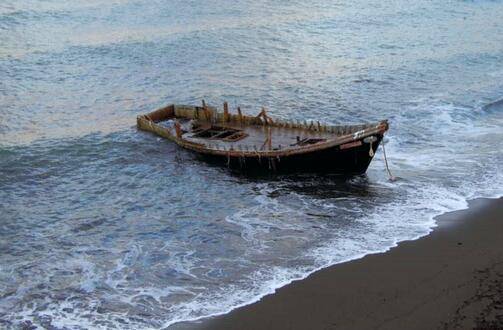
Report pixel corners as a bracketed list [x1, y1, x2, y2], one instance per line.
[0, 0, 502, 328]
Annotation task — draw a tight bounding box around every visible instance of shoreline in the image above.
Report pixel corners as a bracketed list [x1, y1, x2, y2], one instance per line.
[176, 197, 503, 329]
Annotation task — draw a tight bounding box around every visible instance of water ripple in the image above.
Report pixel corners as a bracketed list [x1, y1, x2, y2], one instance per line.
[1, 0, 503, 328]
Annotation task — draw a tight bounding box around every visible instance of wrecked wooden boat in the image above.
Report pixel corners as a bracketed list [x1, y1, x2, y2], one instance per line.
[137, 101, 389, 174]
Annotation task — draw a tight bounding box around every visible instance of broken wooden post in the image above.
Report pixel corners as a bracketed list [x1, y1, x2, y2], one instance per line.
[223, 101, 229, 123]
[174, 121, 182, 138]
[202, 99, 211, 122]
[260, 128, 271, 151]
[268, 127, 272, 150]
[237, 107, 243, 124]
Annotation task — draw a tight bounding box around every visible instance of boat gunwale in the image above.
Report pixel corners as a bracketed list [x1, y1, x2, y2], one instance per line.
[137, 104, 389, 158]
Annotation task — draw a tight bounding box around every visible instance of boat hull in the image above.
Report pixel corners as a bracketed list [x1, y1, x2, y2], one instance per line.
[137, 104, 388, 175]
[194, 135, 383, 174]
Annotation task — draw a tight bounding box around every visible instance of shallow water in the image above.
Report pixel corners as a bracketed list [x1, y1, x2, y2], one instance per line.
[1, 0, 502, 328]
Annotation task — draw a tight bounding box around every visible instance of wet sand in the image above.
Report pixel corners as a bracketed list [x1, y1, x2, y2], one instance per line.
[182, 197, 503, 329]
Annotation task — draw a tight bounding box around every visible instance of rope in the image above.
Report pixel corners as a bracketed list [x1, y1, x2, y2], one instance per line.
[381, 140, 396, 181]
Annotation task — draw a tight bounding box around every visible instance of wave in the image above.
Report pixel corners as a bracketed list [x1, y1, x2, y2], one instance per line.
[1, 94, 502, 329]
[157, 98, 503, 327]
[483, 98, 503, 112]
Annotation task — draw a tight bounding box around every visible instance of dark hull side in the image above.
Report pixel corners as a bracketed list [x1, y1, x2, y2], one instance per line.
[194, 135, 383, 175]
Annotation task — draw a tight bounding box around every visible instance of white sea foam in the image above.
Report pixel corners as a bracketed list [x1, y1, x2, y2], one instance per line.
[154, 98, 503, 328]
[1, 96, 501, 330]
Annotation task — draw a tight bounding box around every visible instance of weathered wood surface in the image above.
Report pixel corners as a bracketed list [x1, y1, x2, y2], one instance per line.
[137, 103, 388, 160]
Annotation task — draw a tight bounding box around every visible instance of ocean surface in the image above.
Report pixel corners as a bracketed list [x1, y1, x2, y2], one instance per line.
[1, 0, 502, 328]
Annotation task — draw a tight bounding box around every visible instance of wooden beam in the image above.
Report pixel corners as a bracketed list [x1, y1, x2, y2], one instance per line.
[237, 107, 243, 124]
[223, 101, 229, 122]
[174, 121, 182, 138]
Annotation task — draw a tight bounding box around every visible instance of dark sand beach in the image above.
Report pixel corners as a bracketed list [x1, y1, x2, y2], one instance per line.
[187, 198, 503, 329]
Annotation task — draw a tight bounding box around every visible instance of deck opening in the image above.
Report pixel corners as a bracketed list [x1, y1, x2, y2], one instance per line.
[223, 131, 248, 142]
[192, 126, 248, 142]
